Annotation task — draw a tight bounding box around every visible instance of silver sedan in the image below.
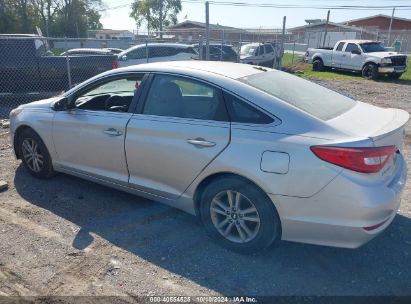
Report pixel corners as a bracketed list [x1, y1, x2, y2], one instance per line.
[9, 61, 409, 253]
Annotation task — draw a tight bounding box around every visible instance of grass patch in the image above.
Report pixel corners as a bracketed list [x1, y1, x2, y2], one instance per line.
[281, 53, 411, 83]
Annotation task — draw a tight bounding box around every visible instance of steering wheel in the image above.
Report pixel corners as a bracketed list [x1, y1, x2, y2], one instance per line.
[104, 95, 127, 112]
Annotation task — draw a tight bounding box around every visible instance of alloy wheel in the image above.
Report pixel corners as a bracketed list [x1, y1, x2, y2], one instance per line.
[22, 138, 44, 172]
[210, 190, 261, 243]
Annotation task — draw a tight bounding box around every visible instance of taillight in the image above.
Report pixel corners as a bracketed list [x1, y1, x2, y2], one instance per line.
[112, 59, 118, 69]
[305, 51, 309, 57]
[310, 146, 397, 173]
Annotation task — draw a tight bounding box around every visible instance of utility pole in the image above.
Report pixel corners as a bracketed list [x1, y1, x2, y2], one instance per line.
[205, 1, 210, 61]
[388, 7, 395, 46]
[322, 10, 330, 47]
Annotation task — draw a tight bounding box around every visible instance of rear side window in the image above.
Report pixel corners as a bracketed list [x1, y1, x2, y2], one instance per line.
[184, 46, 197, 54]
[239, 71, 356, 120]
[336, 42, 345, 51]
[223, 92, 273, 124]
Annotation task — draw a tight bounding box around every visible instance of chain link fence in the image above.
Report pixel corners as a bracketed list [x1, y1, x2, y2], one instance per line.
[1, 27, 411, 118]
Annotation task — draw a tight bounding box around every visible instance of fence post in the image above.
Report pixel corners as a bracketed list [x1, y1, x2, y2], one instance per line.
[205, 1, 210, 61]
[238, 32, 242, 63]
[220, 30, 224, 61]
[291, 41, 295, 65]
[65, 38, 72, 89]
[199, 35, 203, 60]
[146, 38, 149, 63]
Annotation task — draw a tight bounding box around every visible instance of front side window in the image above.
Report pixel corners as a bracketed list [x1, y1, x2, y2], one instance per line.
[127, 47, 147, 60]
[264, 44, 274, 54]
[345, 43, 360, 53]
[256, 46, 264, 56]
[74, 75, 144, 112]
[143, 74, 227, 121]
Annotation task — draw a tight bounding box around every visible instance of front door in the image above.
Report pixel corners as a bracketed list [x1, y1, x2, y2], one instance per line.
[53, 74, 145, 184]
[125, 74, 230, 199]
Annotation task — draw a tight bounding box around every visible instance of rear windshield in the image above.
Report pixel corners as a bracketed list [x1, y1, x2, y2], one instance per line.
[239, 71, 356, 120]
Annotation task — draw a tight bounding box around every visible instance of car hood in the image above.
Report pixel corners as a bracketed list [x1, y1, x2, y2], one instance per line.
[364, 51, 405, 58]
[19, 96, 60, 110]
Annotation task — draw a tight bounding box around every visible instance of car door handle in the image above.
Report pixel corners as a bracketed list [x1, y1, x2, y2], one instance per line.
[187, 138, 216, 147]
[103, 128, 123, 136]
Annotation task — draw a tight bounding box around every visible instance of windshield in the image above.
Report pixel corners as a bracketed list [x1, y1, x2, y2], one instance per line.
[241, 45, 257, 56]
[360, 42, 386, 53]
[239, 71, 356, 120]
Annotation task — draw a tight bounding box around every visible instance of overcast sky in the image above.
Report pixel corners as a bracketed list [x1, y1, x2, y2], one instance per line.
[100, 0, 411, 32]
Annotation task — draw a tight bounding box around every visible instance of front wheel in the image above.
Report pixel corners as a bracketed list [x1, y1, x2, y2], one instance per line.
[388, 73, 402, 79]
[19, 129, 55, 178]
[200, 177, 281, 253]
[362, 63, 378, 80]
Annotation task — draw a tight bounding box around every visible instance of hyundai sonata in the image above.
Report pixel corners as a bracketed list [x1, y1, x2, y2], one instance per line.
[10, 61, 408, 252]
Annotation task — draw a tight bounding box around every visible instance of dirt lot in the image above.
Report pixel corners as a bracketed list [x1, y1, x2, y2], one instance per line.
[0, 79, 411, 299]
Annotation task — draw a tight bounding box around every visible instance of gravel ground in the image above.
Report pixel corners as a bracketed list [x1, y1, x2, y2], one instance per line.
[0, 79, 410, 299]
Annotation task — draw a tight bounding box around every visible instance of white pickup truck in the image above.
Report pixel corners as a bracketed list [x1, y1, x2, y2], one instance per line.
[305, 40, 408, 79]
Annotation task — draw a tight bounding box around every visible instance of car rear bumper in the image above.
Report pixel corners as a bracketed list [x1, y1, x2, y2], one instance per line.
[270, 153, 407, 248]
[378, 65, 407, 73]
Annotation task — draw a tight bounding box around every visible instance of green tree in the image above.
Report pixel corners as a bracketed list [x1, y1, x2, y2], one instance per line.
[130, 0, 182, 37]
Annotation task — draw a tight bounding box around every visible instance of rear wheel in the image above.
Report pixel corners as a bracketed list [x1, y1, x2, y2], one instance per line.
[362, 63, 378, 80]
[19, 129, 55, 178]
[312, 58, 324, 71]
[200, 177, 281, 253]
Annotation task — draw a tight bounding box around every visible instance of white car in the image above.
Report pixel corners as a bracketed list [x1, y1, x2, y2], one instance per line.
[305, 40, 408, 79]
[118, 43, 198, 67]
[240, 43, 276, 67]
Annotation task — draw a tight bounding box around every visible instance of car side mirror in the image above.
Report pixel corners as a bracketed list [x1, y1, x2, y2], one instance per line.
[351, 49, 361, 55]
[53, 97, 70, 111]
[120, 55, 127, 61]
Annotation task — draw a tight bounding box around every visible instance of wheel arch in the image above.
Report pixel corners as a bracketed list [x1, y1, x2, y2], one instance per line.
[13, 125, 40, 159]
[192, 172, 277, 217]
[362, 61, 379, 70]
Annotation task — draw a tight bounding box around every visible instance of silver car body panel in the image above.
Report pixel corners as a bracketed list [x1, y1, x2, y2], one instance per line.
[10, 61, 409, 248]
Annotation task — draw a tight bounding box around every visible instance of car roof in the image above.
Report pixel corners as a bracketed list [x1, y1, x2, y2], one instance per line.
[119, 43, 192, 56]
[115, 61, 265, 80]
[338, 40, 377, 44]
[66, 48, 112, 53]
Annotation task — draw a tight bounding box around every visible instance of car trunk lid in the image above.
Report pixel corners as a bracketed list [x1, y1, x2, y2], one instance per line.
[327, 101, 409, 151]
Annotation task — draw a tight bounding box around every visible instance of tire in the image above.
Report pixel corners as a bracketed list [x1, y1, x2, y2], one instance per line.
[200, 176, 281, 254]
[362, 63, 378, 80]
[19, 129, 55, 178]
[388, 73, 402, 79]
[312, 58, 324, 71]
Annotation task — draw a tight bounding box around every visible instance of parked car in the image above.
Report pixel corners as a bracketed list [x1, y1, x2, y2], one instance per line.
[192, 43, 238, 62]
[305, 40, 408, 79]
[60, 48, 120, 56]
[240, 42, 275, 67]
[117, 43, 198, 67]
[10, 61, 408, 253]
[0, 34, 118, 93]
[105, 48, 123, 54]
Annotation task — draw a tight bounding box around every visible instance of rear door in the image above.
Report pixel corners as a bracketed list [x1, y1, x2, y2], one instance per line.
[125, 73, 230, 199]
